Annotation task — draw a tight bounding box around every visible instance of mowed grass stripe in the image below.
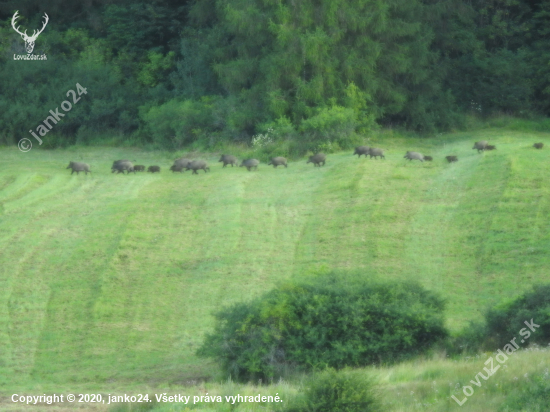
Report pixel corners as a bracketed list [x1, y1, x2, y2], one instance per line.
[294, 152, 432, 276]
[0, 173, 51, 204]
[30, 202, 138, 381]
[402, 140, 499, 328]
[1, 170, 155, 381]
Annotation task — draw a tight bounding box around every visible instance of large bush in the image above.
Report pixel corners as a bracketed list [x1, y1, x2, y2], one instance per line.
[197, 273, 448, 381]
[283, 368, 381, 412]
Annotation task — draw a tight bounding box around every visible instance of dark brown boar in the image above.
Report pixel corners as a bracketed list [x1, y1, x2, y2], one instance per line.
[353, 146, 370, 158]
[186, 160, 210, 174]
[218, 154, 239, 167]
[66, 161, 91, 175]
[268, 157, 288, 168]
[306, 153, 326, 167]
[239, 159, 260, 171]
[369, 148, 385, 159]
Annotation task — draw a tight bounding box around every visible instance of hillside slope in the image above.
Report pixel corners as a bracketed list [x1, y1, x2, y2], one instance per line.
[0, 129, 549, 388]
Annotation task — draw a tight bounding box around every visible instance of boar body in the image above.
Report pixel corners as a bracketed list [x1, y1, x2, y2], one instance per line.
[369, 148, 385, 159]
[353, 146, 370, 158]
[186, 160, 210, 174]
[66, 161, 91, 175]
[404, 151, 424, 162]
[268, 157, 288, 168]
[219, 155, 239, 167]
[307, 153, 326, 167]
[240, 159, 260, 171]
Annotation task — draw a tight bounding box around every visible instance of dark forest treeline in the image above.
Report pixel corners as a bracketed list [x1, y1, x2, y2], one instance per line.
[0, 0, 549, 151]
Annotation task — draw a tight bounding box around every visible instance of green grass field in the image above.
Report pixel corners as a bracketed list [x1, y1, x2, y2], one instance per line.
[1, 127, 549, 410]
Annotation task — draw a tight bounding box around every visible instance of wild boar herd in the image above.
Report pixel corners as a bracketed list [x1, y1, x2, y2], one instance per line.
[66, 154, 316, 175]
[65, 141, 544, 175]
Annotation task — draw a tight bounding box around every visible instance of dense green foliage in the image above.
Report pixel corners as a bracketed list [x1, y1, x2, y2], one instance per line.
[449, 283, 550, 353]
[445, 320, 488, 355]
[484, 283, 550, 348]
[197, 274, 447, 381]
[283, 368, 381, 412]
[1, 0, 549, 149]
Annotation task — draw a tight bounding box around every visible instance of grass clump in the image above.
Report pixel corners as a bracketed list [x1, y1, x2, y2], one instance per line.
[283, 368, 381, 412]
[499, 370, 550, 412]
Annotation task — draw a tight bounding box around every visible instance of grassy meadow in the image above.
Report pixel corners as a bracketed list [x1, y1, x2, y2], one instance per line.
[1, 126, 549, 410]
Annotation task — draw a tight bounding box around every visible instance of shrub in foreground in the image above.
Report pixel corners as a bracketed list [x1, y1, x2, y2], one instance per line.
[197, 273, 448, 381]
[283, 368, 381, 412]
[449, 283, 550, 354]
[484, 284, 550, 348]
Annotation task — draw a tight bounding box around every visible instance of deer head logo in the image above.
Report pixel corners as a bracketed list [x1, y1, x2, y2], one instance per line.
[11, 11, 49, 54]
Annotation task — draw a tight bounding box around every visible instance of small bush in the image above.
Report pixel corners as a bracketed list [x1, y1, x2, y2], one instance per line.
[197, 273, 448, 382]
[251, 128, 274, 148]
[283, 368, 381, 412]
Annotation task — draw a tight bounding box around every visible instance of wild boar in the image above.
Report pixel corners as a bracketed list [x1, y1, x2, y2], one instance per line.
[218, 154, 239, 167]
[240, 159, 260, 171]
[306, 153, 326, 167]
[174, 158, 192, 168]
[186, 160, 210, 174]
[170, 164, 185, 173]
[268, 157, 288, 168]
[353, 146, 370, 158]
[369, 148, 385, 159]
[147, 165, 160, 173]
[66, 161, 91, 175]
[112, 160, 135, 174]
[404, 151, 424, 162]
[472, 141, 488, 153]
